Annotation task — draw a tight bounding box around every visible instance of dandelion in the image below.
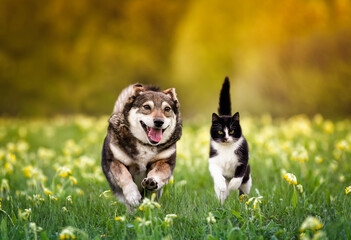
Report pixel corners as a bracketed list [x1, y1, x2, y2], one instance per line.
[300, 216, 323, 232]
[283, 173, 298, 185]
[115, 216, 126, 221]
[346, 186, 351, 195]
[62, 207, 69, 213]
[206, 212, 216, 224]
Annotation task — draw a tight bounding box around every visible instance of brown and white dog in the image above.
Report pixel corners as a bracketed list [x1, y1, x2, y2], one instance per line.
[101, 84, 182, 208]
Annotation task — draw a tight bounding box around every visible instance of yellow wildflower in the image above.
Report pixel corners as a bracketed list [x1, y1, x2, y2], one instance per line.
[336, 140, 349, 151]
[346, 186, 351, 195]
[115, 216, 125, 221]
[300, 216, 323, 232]
[323, 121, 334, 134]
[283, 173, 297, 185]
[23, 165, 33, 178]
[69, 176, 78, 185]
[56, 166, 72, 178]
[315, 156, 323, 164]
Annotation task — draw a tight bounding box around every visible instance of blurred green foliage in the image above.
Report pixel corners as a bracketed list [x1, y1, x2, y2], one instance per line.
[0, 0, 350, 118]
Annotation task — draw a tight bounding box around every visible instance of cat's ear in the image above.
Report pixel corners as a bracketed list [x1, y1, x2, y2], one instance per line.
[232, 112, 240, 121]
[212, 113, 220, 122]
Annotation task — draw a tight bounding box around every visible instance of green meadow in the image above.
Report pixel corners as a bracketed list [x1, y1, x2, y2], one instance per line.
[0, 115, 350, 239]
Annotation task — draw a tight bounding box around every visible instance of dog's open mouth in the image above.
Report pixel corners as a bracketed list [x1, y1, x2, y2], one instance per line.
[140, 121, 166, 144]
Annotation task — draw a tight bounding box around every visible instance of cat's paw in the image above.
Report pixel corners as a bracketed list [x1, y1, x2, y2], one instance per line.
[142, 177, 158, 191]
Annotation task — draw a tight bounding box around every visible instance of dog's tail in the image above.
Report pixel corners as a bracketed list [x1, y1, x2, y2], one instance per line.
[218, 77, 231, 116]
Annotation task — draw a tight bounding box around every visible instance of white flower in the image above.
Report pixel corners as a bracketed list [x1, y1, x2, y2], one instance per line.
[206, 212, 216, 224]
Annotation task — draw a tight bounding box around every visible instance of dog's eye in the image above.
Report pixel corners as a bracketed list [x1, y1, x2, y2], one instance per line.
[229, 130, 234, 134]
[164, 106, 171, 112]
[218, 130, 223, 135]
[143, 105, 151, 110]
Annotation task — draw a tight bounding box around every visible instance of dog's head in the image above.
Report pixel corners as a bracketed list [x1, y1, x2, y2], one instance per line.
[126, 85, 180, 146]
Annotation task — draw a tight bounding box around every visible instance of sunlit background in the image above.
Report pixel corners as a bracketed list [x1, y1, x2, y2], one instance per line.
[1, 0, 351, 118]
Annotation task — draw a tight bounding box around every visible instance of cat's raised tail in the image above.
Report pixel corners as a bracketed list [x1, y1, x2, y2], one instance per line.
[218, 77, 231, 116]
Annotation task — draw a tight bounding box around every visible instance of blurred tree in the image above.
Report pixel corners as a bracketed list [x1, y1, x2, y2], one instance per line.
[0, 0, 350, 118]
[171, 0, 351, 118]
[0, 0, 189, 116]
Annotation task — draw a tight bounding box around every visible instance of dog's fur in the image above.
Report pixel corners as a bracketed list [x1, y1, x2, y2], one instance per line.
[101, 84, 182, 207]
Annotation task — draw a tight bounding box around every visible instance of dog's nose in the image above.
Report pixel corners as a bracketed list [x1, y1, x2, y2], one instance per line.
[153, 119, 164, 128]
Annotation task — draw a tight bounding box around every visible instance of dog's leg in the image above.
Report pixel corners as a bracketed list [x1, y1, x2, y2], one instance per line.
[142, 152, 176, 192]
[109, 160, 142, 207]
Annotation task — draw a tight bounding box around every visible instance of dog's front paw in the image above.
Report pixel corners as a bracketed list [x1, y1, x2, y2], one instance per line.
[141, 177, 158, 191]
[124, 187, 142, 207]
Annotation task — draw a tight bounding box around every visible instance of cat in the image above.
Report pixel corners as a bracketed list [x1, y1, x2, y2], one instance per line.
[208, 77, 252, 205]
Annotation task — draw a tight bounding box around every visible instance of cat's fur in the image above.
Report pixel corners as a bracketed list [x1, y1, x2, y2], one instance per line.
[209, 77, 251, 205]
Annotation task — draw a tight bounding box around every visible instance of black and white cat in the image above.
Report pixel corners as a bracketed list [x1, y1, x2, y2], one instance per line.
[209, 77, 251, 205]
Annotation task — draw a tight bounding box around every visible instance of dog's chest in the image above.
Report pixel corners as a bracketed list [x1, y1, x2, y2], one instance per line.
[135, 143, 159, 169]
[110, 142, 175, 172]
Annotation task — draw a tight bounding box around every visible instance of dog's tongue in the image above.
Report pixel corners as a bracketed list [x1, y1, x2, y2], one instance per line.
[148, 128, 162, 143]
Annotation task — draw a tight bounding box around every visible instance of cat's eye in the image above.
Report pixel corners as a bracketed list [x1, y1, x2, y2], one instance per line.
[218, 130, 223, 135]
[143, 105, 151, 110]
[229, 130, 234, 134]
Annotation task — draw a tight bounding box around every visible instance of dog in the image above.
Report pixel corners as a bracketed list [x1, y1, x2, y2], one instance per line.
[101, 83, 182, 207]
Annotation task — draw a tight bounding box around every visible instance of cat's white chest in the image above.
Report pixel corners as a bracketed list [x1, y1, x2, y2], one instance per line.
[209, 137, 243, 178]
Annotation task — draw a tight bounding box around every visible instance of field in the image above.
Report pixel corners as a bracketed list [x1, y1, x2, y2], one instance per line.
[0, 115, 350, 239]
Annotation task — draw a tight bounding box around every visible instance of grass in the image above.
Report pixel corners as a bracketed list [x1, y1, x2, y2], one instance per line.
[0, 114, 350, 239]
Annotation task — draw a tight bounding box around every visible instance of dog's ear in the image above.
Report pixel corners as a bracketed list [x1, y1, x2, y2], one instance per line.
[163, 88, 180, 109]
[132, 84, 145, 96]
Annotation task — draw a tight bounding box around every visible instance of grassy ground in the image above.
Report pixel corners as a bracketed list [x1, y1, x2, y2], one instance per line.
[0, 115, 350, 240]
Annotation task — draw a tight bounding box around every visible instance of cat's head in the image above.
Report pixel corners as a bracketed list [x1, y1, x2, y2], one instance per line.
[210, 112, 242, 143]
